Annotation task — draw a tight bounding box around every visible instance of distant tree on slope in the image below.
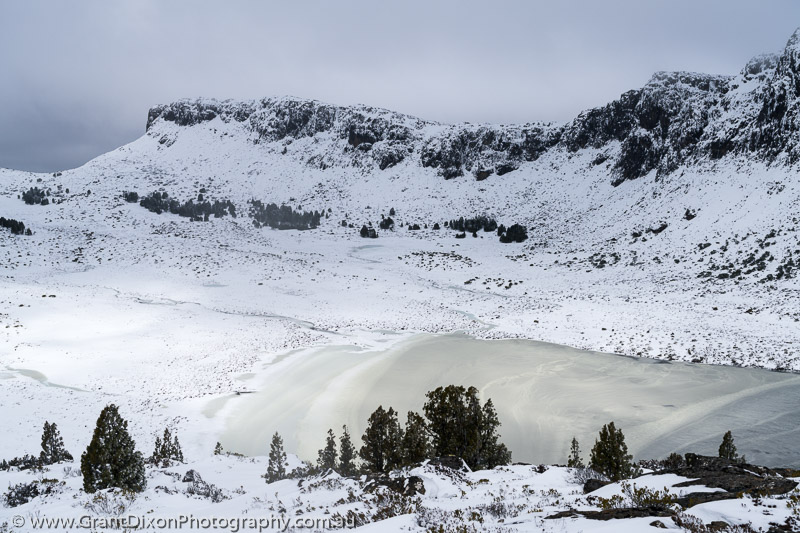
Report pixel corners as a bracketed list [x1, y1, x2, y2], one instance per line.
[317, 428, 338, 471]
[338, 426, 357, 476]
[589, 421, 634, 481]
[567, 437, 584, 469]
[265, 432, 288, 483]
[718, 430, 739, 461]
[40, 421, 73, 465]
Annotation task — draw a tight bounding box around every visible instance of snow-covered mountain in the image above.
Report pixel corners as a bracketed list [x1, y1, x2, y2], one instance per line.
[145, 28, 800, 185]
[0, 29, 798, 370]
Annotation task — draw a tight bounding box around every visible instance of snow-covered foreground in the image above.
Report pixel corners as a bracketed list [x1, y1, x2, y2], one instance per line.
[1, 226, 798, 529]
[1, 454, 798, 532]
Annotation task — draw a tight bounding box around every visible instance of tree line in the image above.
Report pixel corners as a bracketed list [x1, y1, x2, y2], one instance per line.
[137, 190, 237, 221]
[1, 400, 748, 505]
[266, 385, 512, 482]
[249, 200, 324, 230]
[0, 216, 31, 235]
[567, 423, 745, 482]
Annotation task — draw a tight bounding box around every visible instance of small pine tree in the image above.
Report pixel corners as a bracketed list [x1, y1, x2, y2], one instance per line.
[589, 421, 634, 482]
[359, 406, 403, 473]
[265, 432, 287, 483]
[213, 442, 224, 456]
[401, 411, 430, 465]
[40, 421, 73, 465]
[567, 437, 584, 468]
[338, 425, 357, 477]
[80, 404, 146, 493]
[718, 430, 739, 461]
[317, 428, 338, 471]
[150, 428, 184, 467]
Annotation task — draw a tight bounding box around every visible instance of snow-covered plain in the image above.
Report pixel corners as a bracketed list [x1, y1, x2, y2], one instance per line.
[3, 33, 800, 530]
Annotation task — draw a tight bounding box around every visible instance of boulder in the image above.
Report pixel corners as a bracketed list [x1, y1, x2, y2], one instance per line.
[182, 470, 202, 483]
[583, 478, 610, 494]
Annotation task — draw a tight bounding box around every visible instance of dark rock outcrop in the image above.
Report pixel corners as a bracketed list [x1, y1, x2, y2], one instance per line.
[668, 453, 798, 499]
[583, 478, 610, 494]
[145, 28, 800, 186]
[182, 470, 202, 483]
[547, 506, 675, 521]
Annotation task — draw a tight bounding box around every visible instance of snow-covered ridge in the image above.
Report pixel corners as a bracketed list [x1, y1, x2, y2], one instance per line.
[145, 28, 800, 185]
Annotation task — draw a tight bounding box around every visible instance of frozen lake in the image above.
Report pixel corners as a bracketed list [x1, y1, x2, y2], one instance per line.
[220, 333, 800, 467]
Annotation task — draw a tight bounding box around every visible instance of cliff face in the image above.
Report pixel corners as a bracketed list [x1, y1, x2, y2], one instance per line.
[145, 29, 800, 186]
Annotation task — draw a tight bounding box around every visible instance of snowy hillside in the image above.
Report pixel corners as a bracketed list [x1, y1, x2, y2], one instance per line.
[1, 26, 800, 533]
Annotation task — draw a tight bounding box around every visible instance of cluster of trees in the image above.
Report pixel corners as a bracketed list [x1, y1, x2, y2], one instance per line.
[568, 423, 745, 482]
[1, 404, 186, 494]
[315, 426, 358, 476]
[498, 223, 528, 243]
[21, 187, 50, 205]
[379, 216, 394, 230]
[360, 225, 378, 238]
[265, 385, 511, 483]
[139, 191, 237, 221]
[0, 216, 31, 235]
[443, 216, 528, 242]
[149, 427, 184, 468]
[122, 191, 139, 203]
[249, 200, 322, 230]
[0, 421, 73, 472]
[446, 216, 498, 233]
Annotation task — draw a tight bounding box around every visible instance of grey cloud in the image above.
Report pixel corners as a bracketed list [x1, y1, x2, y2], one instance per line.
[1, 0, 799, 172]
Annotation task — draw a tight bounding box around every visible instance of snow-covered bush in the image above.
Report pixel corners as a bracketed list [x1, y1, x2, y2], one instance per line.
[3, 481, 39, 507]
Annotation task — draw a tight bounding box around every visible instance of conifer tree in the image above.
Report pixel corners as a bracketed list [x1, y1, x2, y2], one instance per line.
[265, 432, 287, 483]
[359, 406, 403, 473]
[423, 385, 510, 470]
[401, 411, 430, 465]
[40, 421, 73, 465]
[477, 398, 511, 469]
[80, 404, 146, 493]
[150, 427, 184, 467]
[718, 430, 739, 461]
[213, 442, 224, 456]
[338, 425, 357, 476]
[317, 428, 338, 471]
[567, 437, 584, 468]
[589, 421, 634, 481]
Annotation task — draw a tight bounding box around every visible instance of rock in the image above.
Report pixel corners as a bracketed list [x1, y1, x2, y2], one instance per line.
[475, 169, 492, 181]
[182, 470, 202, 483]
[663, 454, 798, 506]
[547, 506, 674, 521]
[495, 164, 517, 176]
[650, 520, 668, 528]
[583, 478, 609, 493]
[708, 521, 734, 532]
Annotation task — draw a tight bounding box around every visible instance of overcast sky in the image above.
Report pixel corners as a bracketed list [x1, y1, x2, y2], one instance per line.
[1, 1, 799, 172]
